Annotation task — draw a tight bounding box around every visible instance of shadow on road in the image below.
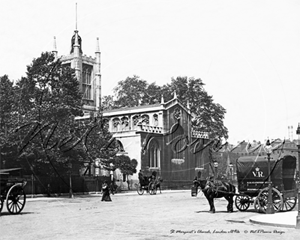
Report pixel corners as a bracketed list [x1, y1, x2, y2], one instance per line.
[195, 210, 239, 213]
[0, 211, 36, 216]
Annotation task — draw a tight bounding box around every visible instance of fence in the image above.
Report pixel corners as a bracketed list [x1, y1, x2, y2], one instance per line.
[23, 175, 110, 196]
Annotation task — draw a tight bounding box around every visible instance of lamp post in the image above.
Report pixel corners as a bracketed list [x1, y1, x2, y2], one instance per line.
[296, 123, 300, 229]
[110, 162, 114, 187]
[68, 162, 73, 198]
[229, 163, 233, 183]
[109, 163, 114, 180]
[265, 140, 274, 214]
[214, 161, 219, 180]
[95, 159, 100, 192]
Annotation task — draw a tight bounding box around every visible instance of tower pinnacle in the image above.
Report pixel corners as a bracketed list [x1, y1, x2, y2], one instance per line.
[52, 36, 58, 58]
[95, 37, 100, 53]
[161, 95, 164, 104]
[173, 91, 177, 99]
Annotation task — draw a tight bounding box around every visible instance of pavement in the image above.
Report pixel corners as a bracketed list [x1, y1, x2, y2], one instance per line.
[249, 210, 298, 228]
[27, 190, 300, 229]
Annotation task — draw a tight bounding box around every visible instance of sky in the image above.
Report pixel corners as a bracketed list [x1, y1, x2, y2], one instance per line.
[1, 0, 300, 144]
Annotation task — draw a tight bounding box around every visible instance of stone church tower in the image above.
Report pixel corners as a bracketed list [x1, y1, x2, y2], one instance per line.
[52, 27, 101, 116]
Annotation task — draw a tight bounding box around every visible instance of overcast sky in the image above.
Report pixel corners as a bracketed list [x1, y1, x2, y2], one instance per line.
[1, 0, 299, 144]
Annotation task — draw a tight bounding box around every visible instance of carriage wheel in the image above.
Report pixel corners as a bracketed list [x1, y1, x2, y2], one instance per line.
[137, 183, 144, 195]
[257, 187, 283, 213]
[255, 191, 269, 212]
[235, 195, 250, 211]
[281, 197, 297, 211]
[254, 197, 260, 212]
[6, 185, 26, 214]
[254, 195, 268, 213]
[0, 198, 3, 213]
[148, 182, 157, 195]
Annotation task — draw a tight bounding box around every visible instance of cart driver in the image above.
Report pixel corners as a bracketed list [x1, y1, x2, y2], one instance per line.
[138, 170, 144, 184]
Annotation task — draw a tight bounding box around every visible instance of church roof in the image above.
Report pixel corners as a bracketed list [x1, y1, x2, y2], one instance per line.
[103, 95, 191, 117]
[103, 103, 163, 117]
[103, 103, 161, 113]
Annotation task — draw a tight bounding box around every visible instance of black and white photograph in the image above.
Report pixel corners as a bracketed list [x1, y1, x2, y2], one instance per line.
[1, 0, 300, 239]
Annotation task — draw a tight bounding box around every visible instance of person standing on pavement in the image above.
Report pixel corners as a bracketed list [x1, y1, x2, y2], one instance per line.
[101, 181, 112, 201]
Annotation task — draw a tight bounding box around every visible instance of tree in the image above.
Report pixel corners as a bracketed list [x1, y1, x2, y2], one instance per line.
[0, 75, 18, 169]
[112, 155, 137, 189]
[143, 82, 162, 105]
[0, 75, 17, 146]
[113, 155, 137, 176]
[112, 75, 150, 108]
[163, 76, 228, 139]
[1, 52, 86, 176]
[18, 52, 83, 122]
[102, 95, 114, 111]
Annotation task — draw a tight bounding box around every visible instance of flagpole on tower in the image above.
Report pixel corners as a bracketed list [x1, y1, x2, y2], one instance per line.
[75, 3, 78, 30]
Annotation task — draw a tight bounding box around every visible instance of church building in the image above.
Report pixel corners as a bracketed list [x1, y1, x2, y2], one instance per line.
[101, 94, 211, 188]
[52, 25, 211, 189]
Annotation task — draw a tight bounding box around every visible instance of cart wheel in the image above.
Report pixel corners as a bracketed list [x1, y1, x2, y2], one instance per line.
[0, 198, 3, 213]
[235, 195, 250, 211]
[148, 182, 157, 195]
[257, 187, 283, 213]
[281, 197, 297, 211]
[256, 191, 268, 212]
[254, 196, 266, 213]
[137, 183, 144, 195]
[6, 185, 26, 214]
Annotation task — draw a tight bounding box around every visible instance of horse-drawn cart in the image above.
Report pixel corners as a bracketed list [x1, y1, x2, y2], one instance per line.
[136, 175, 158, 195]
[235, 154, 297, 213]
[0, 168, 27, 214]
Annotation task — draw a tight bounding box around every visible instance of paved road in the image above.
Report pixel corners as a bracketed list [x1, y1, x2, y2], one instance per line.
[1, 190, 299, 240]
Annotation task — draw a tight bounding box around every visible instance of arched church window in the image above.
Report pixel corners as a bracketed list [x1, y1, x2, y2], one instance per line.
[148, 139, 160, 168]
[132, 115, 140, 126]
[121, 117, 129, 130]
[141, 114, 149, 125]
[153, 114, 158, 126]
[112, 118, 120, 131]
[116, 140, 125, 153]
[82, 64, 92, 100]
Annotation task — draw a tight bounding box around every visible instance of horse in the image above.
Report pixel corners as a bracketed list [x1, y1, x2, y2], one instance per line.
[193, 178, 236, 213]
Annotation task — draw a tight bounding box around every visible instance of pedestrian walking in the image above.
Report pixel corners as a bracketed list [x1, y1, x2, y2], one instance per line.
[101, 181, 112, 202]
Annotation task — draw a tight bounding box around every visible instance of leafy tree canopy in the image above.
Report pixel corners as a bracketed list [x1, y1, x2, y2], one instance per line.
[0, 75, 17, 146]
[111, 155, 137, 176]
[0, 52, 113, 177]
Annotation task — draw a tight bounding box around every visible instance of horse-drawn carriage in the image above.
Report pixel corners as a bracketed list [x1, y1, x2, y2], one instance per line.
[192, 154, 297, 214]
[0, 168, 27, 214]
[136, 175, 161, 195]
[235, 154, 297, 213]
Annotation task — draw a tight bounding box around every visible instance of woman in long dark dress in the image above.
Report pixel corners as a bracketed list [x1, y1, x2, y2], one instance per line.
[101, 181, 112, 201]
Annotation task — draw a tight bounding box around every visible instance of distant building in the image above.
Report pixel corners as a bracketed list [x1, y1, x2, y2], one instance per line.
[230, 139, 298, 158]
[225, 139, 299, 181]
